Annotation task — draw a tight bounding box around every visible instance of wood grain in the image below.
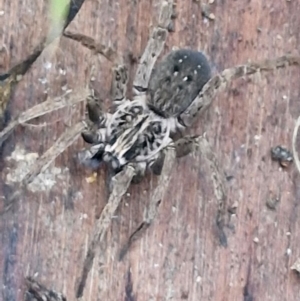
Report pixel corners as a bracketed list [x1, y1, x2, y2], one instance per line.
[1, 0, 300, 300]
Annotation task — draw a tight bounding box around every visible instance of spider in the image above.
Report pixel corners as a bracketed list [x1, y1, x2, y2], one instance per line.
[72, 0, 300, 291]
[78, 48, 212, 182]
[1, 0, 300, 298]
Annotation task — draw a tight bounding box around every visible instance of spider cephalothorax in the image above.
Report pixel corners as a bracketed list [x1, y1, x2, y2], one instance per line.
[79, 49, 211, 175]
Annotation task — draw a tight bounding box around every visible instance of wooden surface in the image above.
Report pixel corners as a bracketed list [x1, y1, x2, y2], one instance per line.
[1, 0, 300, 300]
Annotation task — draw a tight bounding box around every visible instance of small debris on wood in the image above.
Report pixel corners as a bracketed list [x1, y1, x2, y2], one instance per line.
[228, 201, 238, 214]
[291, 258, 300, 274]
[266, 196, 280, 210]
[253, 237, 259, 244]
[271, 146, 293, 167]
[85, 172, 98, 183]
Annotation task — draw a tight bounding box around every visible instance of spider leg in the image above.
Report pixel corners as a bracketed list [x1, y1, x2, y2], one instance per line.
[118, 134, 229, 259]
[76, 164, 136, 298]
[2, 121, 85, 213]
[179, 55, 300, 127]
[194, 135, 228, 247]
[119, 144, 176, 260]
[0, 88, 89, 147]
[133, 0, 174, 95]
[23, 122, 86, 185]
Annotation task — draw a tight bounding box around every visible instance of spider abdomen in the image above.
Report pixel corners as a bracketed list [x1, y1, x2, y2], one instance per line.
[147, 49, 211, 119]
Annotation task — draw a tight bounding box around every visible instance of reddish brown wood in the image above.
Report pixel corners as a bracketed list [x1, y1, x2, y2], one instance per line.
[1, 0, 300, 300]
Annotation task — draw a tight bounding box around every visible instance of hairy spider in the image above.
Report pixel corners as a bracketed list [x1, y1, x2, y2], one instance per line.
[73, 5, 300, 275]
[78, 48, 211, 180]
[1, 0, 300, 298]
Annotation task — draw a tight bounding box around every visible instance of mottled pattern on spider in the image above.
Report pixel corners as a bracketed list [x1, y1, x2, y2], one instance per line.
[79, 48, 211, 181]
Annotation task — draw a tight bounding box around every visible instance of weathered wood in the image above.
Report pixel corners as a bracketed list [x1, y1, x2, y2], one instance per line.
[1, 0, 300, 300]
